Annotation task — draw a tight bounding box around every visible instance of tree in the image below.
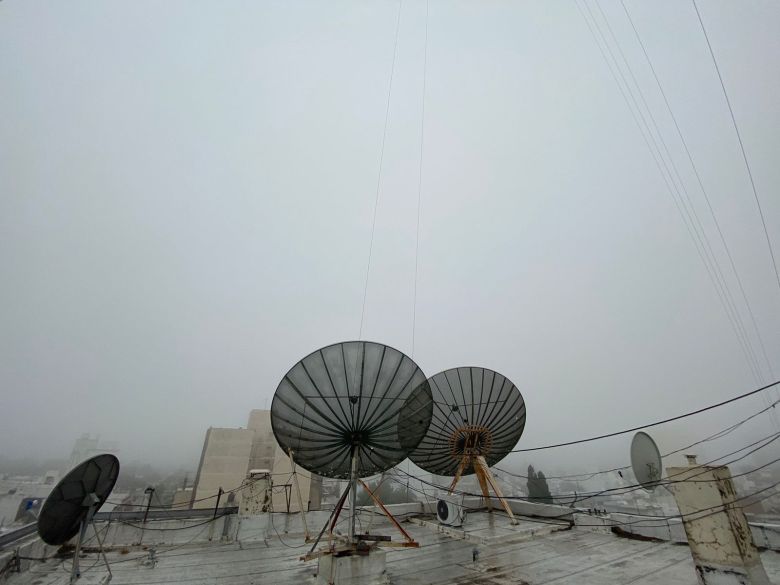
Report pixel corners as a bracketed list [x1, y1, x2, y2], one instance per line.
[527, 465, 552, 503]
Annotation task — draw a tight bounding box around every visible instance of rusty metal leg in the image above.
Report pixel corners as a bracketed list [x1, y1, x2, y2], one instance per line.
[448, 456, 469, 494]
[288, 450, 310, 541]
[474, 463, 493, 511]
[358, 479, 418, 546]
[476, 456, 517, 525]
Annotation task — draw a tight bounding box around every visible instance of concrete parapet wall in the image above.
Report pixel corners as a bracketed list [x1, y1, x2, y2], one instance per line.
[573, 512, 780, 553]
[750, 523, 780, 551]
[490, 497, 574, 521]
[95, 514, 239, 547]
[0, 534, 59, 583]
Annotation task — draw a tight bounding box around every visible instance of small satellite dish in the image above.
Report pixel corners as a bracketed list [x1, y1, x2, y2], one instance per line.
[631, 431, 662, 492]
[409, 367, 526, 525]
[37, 454, 119, 584]
[38, 454, 119, 545]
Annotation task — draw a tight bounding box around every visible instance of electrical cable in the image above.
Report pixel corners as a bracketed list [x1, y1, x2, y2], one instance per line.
[592, 0, 768, 393]
[358, 0, 403, 340]
[411, 0, 429, 357]
[115, 511, 230, 532]
[691, 0, 780, 299]
[497, 396, 780, 480]
[509, 379, 779, 452]
[397, 429, 780, 507]
[575, 0, 766, 386]
[387, 471, 779, 531]
[620, 0, 779, 403]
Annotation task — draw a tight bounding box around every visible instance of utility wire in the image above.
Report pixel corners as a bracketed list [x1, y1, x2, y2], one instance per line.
[497, 396, 780, 480]
[620, 0, 777, 393]
[692, 0, 780, 300]
[398, 430, 780, 505]
[509, 379, 779, 452]
[411, 0, 429, 358]
[575, 0, 765, 385]
[358, 0, 403, 340]
[593, 0, 766, 389]
[691, 0, 780, 425]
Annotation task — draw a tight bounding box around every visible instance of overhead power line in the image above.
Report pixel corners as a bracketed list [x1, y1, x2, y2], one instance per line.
[593, 0, 767, 389]
[497, 395, 780, 480]
[358, 0, 403, 340]
[575, 0, 766, 386]
[509, 379, 779, 452]
[411, 0, 429, 358]
[620, 1, 779, 430]
[692, 0, 780, 300]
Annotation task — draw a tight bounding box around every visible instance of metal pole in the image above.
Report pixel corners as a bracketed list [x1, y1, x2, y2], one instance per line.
[308, 482, 351, 556]
[213, 487, 223, 518]
[348, 449, 358, 544]
[91, 517, 112, 582]
[143, 488, 155, 523]
[70, 518, 87, 585]
[288, 450, 310, 541]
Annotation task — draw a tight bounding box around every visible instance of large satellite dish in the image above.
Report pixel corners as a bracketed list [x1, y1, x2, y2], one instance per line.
[408, 367, 525, 525]
[631, 431, 662, 491]
[271, 341, 433, 479]
[409, 367, 526, 476]
[38, 454, 119, 584]
[272, 340, 432, 547]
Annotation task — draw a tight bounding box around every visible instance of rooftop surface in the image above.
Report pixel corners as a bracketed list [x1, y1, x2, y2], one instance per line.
[8, 512, 780, 585]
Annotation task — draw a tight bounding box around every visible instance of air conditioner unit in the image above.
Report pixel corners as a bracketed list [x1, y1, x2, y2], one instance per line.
[437, 498, 465, 527]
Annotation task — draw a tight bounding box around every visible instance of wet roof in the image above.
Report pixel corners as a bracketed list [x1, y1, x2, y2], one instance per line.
[8, 512, 780, 585]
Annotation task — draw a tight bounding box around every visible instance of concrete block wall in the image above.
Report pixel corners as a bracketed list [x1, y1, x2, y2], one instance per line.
[750, 523, 780, 551]
[95, 514, 239, 546]
[0, 535, 59, 583]
[489, 497, 574, 521]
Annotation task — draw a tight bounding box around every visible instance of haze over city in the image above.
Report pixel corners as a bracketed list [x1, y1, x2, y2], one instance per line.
[2, 0, 779, 480]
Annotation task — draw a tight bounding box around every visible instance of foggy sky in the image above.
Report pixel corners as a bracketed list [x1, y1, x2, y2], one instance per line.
[1, 1, 779, 476]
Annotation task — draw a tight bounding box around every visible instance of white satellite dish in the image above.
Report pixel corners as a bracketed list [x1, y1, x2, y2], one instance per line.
[630, 432, 662, 492]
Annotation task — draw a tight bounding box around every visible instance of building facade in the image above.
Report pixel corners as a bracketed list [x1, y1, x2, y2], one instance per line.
[190, 411, 321, 512]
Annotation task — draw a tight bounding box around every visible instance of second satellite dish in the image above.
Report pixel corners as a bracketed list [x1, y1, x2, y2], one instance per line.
[409, 367, 526, 476]
[37, 454, 120, 546]
[409, 366, 526, 525]
[271, 340, 433, 479]
[631, 431, 662, 491]
[37, 454, 120, 585]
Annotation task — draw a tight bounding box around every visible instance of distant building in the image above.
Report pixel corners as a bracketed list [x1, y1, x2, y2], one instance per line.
[191, 428, 254, 509]
[68, 434, 119, 468]
[246, 410, 277, 471]
[190, 411, 322, 514]
[246, 409, 321, 513]
[171, 487, 193, 509]
[0, 470, 62, 527]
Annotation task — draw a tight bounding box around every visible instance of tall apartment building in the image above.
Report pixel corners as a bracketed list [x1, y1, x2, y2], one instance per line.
[191, 428, 254, 509]
[246, 410, 277, 471]
[190, 411, 321, 512]
[246, 409, 321, 513]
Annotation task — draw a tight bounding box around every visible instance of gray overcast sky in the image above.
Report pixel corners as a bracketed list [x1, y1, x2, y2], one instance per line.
[1, 1, 779, 474]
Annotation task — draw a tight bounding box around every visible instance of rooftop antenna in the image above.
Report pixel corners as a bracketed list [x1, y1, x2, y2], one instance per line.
[409, 367, 526, 526]
[270, 340, 432, 559]
[37, 454, 120, 585]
